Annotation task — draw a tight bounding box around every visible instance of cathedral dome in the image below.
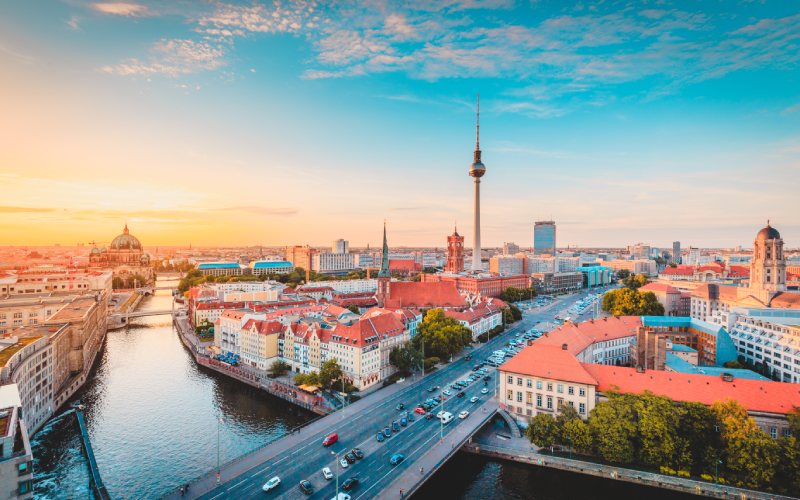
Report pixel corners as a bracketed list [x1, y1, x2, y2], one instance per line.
[756, 222, 780, 241]
[110, 224, 142, 250]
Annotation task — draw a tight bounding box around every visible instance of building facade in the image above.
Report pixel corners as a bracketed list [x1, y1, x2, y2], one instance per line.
[445, 228, 465, 273]
[533, 221, 556, 255]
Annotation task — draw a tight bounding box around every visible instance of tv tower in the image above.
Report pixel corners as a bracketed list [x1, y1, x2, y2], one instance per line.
[469, 95, 486, 272]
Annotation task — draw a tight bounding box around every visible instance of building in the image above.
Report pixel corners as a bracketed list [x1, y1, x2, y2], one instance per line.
[629, 243, 651, 260]
[421, 273, 529, 299]
[672, 241, 681, 264]
[533, 221, 556, 255]
[250, 261, 294, 275]
[602, 259, 657, 276]
[445, 227, 465, 273]
[489, 254, 525, 276]
[239, 320, 282, 371]
[749, 221, 787, 303]
[0, 268, 112, 296]
[312, 252, 356, 275]
[444, 299, 504, 341]
[469, 98, 486, 272]
[285, 245, 313, 270]
[503, 242, 520, 255]
[633, 316, 738, 368]
[388, 259, 422, 277]
[527, 256, 556, 274]
[196, 262, 244, 277]
[0, 384, 33, 499]
[302, 279, 377, 294]
[534, 316, 641, 366]
[88, 224, 153, 283]
[530, 272, 583, 294]
[576, 264, 613, 288]
[686, 247, 701, 266]
[332, 239, 349, 254]
[639, 282, 690, 316]
[500, 343, 800, 437]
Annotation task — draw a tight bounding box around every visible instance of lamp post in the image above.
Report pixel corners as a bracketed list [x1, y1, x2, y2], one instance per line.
[331, 450, 340, 498]
[715, 459, 723, 483]
[440, 388, 445, 441]
[421, 334, 425, 378]
[216, 416, 223, 482]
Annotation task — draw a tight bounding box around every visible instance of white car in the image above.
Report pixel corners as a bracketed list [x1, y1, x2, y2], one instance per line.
[470, 396, 479, 403]
[481, 387, 489, 394]
[322, 467, 334, 480]
[458, 410, 469, 419]
[340, 458, 349, 468]
[262, 476, 281, 492]
[442, 389, 452, 396]
[436, 410, 445, 419]
[331, 494, 351, 500]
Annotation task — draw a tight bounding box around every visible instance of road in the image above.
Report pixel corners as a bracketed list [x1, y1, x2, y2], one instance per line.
[195, 291, 595, 500]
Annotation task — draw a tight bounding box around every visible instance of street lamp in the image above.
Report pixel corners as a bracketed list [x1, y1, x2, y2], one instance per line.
[331, 450, 340, 498]
[715, 459, 723, 483]
[216, 416, 223, 482]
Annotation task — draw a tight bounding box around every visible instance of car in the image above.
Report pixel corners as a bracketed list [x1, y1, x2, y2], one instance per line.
[439, 394, 447, 401]
[330, 494, 351, 500]
[415, 406, 426, 415]
[443, 389, 452, 396]
[322, 433, 338, 446]
[352, 448, 364, 459]
[472, 365, 480, 371]
[427, 385, 439, 392]
[440, 412, 454, 425]
[470, 396, 479, 403]
[262, 476, 281, 492]
[465, 354, 472, 360]
[400, 417, 408, 427]
[425, 413, 434, 420]
[395, 403, 405, 411]
[456, 391, 465, 398]
[459, 411, 469, 419]
[344, 452, 356, 464]
[392, 420, 400, 432]
[322, 467, 334, 480]
[481, 387, 489, 394]
[376, 432, 385, 442]
[389, 453, 405, 466]
[342, 477, 360, 491]
[383, 427, 391, 437]
[408, 412, 415, 422]
[436, 410, 445, 419]
[299, 480, 314, 495]
[483, 375, 490, 381]
[340, 458, 349, 468]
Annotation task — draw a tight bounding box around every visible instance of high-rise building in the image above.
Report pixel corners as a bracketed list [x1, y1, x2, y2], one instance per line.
[533, 221, 556, 255]
[469, 96, 486, 272]
[672, 241, 681, 264]
[332, 239, 349, 254]
[502, 242, 520, 255]
[749, 221, 786, 302]
[445, 226, 465, 273]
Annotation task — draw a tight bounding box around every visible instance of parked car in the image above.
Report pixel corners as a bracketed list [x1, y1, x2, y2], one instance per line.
[322, 433, 338, 446]
[262, 476, 281, 492]
[457, 391, 465, 398]
[384, 427, 392, 437]
[392, 420, 400, 432]
[352, 448, 364, 459]
[414, 406, 426, 415]
[443, 389, 452, 396]
[322, 467, 334, 480]
[339, 457, 349, 469]
[390, 453, 405, 466]
[400, 417, 408, 427]
[342, 477, 360, 491]
[344, 452, 356, 464]
[481, 387, 489, 394]
[425, 413, 434, 420]
[427, 385, 439, 392]
[376, 432, 385, 442]
[459, 411, 469, 419]
[395, 403, 405, 411]
[330, 494, 351, 500]
[299, 480, 313, 495]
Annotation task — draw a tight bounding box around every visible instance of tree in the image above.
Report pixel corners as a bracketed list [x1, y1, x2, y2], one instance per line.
[562, 418, 592, 454]
[527, 413, 559, 447]
[633, 393, 681, 468]
[616, 269, 631, 280]
[268, 360, 290, 378]
[713, 400, 780, 489]
[677, 402, 722, 475]
[588, 393, 638, 464]
[623, 273, 649, 290]
[499, 287, 537, 303]
[601, 288, 665, 316]
[294, 371, 319, 386]
[389, 343, 421, 374]
[346, 305, 360, 314]
[318, 359, 344, 389]
[411, 309, 473, 360]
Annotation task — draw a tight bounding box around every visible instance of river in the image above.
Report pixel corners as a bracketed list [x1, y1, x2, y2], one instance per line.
[31, 279, 693, 499]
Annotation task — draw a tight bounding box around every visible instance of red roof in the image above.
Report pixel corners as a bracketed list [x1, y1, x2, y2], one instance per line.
[727, 265, 750, 278]
[384, 281, 465, 309]
[769, 292, 800, 309]
[389, 260, 421, 271]
[583, 364, 800, 416]
[500, 345, 598, 386]
[243, 319, 283, 335]
[331, 312, 405, 347]
[660, 266, 694, 276]
[534, 316, 641, 355]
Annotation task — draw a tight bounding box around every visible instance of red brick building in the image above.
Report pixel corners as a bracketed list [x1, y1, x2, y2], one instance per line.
[420, 273, 529, 298]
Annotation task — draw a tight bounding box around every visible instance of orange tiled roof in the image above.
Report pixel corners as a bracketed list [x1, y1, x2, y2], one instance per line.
[640, 283, 680, 294]
[331, 312, 405, 347]
[500, 345, 598, 386]
[583, 364, 800, 416]
[533, 316, 641, 355]
[769, 292, 800, 309]
[384, 281, 465, 309]
[661, 266, 695, 276]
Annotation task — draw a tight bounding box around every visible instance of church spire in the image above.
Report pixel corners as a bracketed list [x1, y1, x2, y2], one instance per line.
[378, 221, 390, 278]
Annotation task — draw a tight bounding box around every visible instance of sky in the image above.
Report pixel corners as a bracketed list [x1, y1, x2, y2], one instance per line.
[0, 0, 798, 249]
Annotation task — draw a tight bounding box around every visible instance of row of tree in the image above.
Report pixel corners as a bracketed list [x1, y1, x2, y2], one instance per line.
[498, 287, 537, 303]
[291, 359, 348, 390]
[601, 287, 665, 316]
[112, 273, 150, 290]
[526, 393, 800, 494]
[389, 309, 473, 373]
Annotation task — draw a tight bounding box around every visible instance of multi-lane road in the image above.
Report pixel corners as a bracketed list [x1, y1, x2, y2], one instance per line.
[196, 291, 597, 500]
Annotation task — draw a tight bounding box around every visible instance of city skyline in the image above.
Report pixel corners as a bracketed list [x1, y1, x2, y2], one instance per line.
[1, 1, 799, 247]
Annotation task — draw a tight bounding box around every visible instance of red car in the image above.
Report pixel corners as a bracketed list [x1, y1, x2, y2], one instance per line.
[322, 433, 338, 446]
[414, 407, 426, 415]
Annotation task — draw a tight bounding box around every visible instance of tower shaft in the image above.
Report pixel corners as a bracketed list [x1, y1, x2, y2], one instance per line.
[472, 179, 481, 271]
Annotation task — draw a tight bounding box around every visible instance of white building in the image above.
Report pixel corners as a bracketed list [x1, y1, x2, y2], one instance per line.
[313, 252, 356, 274]
[301, 279, 377, 294]
[445, 301, 503, 341]
[332, 239, 349, 254]
[489, 255, 525, 275]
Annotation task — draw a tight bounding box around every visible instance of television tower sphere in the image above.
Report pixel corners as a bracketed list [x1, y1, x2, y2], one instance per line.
[469, 158, 486, 178]
[469, 95, 486, 178]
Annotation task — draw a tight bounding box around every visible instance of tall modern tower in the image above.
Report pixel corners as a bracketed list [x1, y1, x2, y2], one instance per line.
[533, 221, 556, 255]
[469, 95, 486, 272]
[672, 241, 681, 264]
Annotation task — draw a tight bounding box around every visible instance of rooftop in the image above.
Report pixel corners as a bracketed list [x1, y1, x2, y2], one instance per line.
[500, 344, 597, 386]
[534, 316, 641, 355]
[48, 296, 100, 322]
[665, 353, 768, 381]
[0, 336, 41, 367]
[251, 261, 293, 269]
[197, 262, 241, 269]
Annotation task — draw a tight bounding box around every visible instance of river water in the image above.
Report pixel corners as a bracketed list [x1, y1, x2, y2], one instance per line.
[32, 279, 692, 499]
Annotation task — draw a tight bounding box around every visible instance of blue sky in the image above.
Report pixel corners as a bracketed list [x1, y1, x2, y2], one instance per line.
[0, 0, 798, 248]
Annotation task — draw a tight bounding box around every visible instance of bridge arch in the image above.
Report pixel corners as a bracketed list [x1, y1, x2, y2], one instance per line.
[496, 408, 522, 438]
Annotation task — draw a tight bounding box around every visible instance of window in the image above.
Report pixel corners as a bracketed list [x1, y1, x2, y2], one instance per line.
[546, 396, 553, 410]
[517, 377, 523, 386]
[526, 379, 532, 388]
[579, 403, 585, 414]
[579, 388, 585, 397]
[517, 392, 522, 402]
[547, 383, 553, 391]
[770, 427, 778, 439]
[557, 384, 564, 394]
[568, 386, 574, 395]
[507, 390, 513, 401]
[536, 394, 542, 407]
[536, 380, 542, 390]
[507, 375, 513, 384]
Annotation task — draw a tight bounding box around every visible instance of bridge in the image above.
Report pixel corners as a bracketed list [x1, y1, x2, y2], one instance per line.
[109, 309, 177, 320]
[168, 315, 536, 500]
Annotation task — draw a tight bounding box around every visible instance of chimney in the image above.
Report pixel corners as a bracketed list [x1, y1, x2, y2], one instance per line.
[721, 373, 734, 382]
[561, 343, 568, 351]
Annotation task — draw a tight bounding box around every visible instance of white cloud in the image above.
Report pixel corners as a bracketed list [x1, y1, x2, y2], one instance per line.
[100, 39, 226, 76]
[91, 2, 152, 17]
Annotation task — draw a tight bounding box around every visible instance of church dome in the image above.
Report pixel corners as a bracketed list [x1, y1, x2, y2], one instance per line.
[110, 224, 142, 250]
[91, 247, 102, 254]
[756, 222, 780, 241]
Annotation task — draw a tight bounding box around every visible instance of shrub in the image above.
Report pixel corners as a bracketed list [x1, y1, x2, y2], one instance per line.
[700, 474, 713, 482]
[659, 466, 677, 475]
[424, 357, 440, 370]
[677, 470, 691, 478]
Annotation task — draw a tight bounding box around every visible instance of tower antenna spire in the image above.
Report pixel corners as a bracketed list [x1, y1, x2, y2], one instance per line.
[475, 93, 480, 150]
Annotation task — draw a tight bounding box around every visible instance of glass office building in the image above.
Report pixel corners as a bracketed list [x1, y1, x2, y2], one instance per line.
[533, 221, 556, 255]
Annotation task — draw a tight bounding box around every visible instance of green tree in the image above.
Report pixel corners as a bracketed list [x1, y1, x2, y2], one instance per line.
[713, 400, 780, 489]
[588, 393, 638, 464]
[268, 360, 290, 378]
[616, 269, 631, 280]
[562, 418, 592, 454]
[499, 287, 537, 303]
[623, 273, 649, 290]
[318, 358, 344, 389]
[294, 371, 320, 386]
[389, 343, 421, 374]
[633, 393, 681, 468]
[346, 305, 360, 314]
[411, 309, 473, 360]
[678, 402, 722, 475]
[527, 413, 559, 447]
[601, 288, 665, 316]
